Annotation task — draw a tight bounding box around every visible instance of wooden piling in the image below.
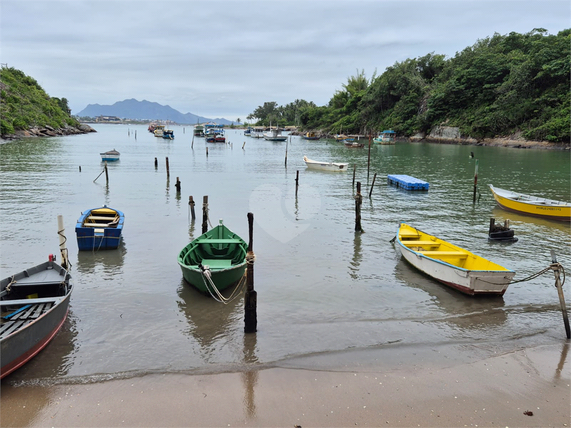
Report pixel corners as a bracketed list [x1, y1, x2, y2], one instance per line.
[352, 165, 356, 188]
[154, 157, 158, 168]
[285, 140, 288, 166]
[202, 195, 208, 234]
[244, 212, 257, 333]
[57, 215, 69, 270]
[192, 135, 194, 148]
[175, 177, 181, 192]
[355, 181, 363, 232]
[79, 166, 81, 172]
[242, 141, 246, 149]
[206, 147, 209, 157]
[473, 159, 479, 203]
[489, 218, 495, 234]
[369, 173, 377, 198]
[551, 250, 570, 339]
[104, 161, 109, 184]
[295, 170, 299, 197]
[367, 135, 371, 180]
[189, 196, 196, 220]
[166, 157, 170, 177]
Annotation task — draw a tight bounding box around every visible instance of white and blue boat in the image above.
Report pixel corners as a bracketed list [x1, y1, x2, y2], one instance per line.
[75, 206, 124, 251]
[100, 149, 120, 162]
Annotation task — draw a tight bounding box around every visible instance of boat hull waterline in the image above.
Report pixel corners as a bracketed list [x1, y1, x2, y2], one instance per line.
[396, 223, 515, 296]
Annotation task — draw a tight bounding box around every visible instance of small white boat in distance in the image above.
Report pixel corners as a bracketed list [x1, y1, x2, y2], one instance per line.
[303, 156, 348, 172]
[100, 149, 120, 162]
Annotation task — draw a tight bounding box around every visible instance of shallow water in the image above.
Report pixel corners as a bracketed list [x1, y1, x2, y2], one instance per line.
[0, 124, 569, 383]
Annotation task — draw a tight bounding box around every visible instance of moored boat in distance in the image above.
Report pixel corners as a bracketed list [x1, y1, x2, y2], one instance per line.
[162, 129, 174, 139]
[193, 125, 204, 137]
[373, 130, 396, 144]
[344, 140, 364, 148]
[251, 127, 265, 138]
[153, 125, 166, 137]
[1, 258, 73, 378]
[177, 220, 248, 297]
[489, 184, 571, 222]
[100, 149, 120, 162]
[303, 156, 348, 172]
[301, 131, 320, 140]
[75, 206, 124, 251]
[263, 128, 287, 141]
[396, 223, 515, 296]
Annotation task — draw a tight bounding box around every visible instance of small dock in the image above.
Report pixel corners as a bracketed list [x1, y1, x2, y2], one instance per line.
[387, 174, 429, 191]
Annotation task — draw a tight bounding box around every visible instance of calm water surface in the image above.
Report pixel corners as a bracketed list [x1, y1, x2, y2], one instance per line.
[1, 124, 569, 384]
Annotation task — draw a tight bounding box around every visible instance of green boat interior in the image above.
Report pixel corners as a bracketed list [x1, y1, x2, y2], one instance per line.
[180, 238, 247, 268]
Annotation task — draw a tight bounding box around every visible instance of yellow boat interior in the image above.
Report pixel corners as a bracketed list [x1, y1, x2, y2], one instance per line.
[398, 224, 511, 271]
[82, 208, 120, 228]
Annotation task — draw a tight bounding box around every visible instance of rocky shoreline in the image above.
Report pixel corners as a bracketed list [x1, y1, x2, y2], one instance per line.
[0, 123, 96, 142]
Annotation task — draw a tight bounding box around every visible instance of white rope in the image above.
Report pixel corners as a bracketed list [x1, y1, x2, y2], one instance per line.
[200, 266, 247, 304]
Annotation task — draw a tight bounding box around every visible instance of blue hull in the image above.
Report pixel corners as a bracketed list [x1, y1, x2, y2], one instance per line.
[75, 207, 124, 251]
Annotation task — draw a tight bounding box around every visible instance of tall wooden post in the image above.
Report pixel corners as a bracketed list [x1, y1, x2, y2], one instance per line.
[367, 135, 371, 180]
[355, 182, 363, 232]
[104, 161, 109, 184]
[189, 196, 196, 220]
[154, 157, 158, 169]
[551, 251, 570, 339]
[175, 177, 181, 193]
[369, 173, 377, 198]
[57, 215, 69, 270]
[352, 165, 356, 188]
[473, 159, 479, 203]
[166, 157, 170, 178]
[284, 140, 288, 166]
[202, 195, 208, 233]
[244, 212, 257, 333]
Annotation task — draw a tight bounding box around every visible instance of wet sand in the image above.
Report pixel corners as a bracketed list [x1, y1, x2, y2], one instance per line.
[1, 343, 569, 427]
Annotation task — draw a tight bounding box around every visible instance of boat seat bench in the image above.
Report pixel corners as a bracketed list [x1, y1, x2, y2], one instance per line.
[83, 223, 113, 227]
[399, 232, 420, 239]
[196, 239, 244, 244]
[86, 216, 118, 221]
[403, 241, 440, 246]
[420, 251, 468, 258]
[201, 259, 233, 268]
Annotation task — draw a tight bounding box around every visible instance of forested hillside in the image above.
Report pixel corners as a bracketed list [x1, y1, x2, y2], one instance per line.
[248, 29, 570, 143]
[0, 66, 84, 137]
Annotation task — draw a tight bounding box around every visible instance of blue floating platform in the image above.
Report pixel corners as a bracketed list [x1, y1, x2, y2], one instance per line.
[387, 174, 429, 191]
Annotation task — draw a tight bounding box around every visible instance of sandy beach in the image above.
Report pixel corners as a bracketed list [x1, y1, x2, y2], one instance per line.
[1, 343, 569, 427]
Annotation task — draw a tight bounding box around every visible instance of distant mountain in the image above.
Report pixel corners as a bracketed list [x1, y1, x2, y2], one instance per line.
[75, 99, 233, 125]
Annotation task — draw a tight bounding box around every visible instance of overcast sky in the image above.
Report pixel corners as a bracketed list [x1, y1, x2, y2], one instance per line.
[1, 0, 569, 121]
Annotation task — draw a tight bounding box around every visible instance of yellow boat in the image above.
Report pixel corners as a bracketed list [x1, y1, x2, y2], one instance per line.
[489, 185, 570, 222]
[396, 223, 515, 296]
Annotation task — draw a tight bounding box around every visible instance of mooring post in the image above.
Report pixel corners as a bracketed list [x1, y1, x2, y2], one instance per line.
[79, 166, 81, 172]
[367, 135, 372, 180]
[206, 147, 209, 157]
[104, 161, 109, 184]
[355, 181, 363, 232]
[473, 159, 479, 203]
[242, 141, 246, 150]
[191, 135, 194, 148]
[369, 173, 377, 198]
[352, 164, 356, 188]
[244, 212, 257, 333]
[175, 177, 181, 193]
[154, 157, 158, 169]
[295, 170, 299, 197]
[551, 250, 570, 339]
[284, 140, 288, 166]
[202, 195, 208, 234]
[489, 218, 496, 234]
[189, 196, 196, 220]
[57, 215, 69, 270]
[166, 157, 170, 178]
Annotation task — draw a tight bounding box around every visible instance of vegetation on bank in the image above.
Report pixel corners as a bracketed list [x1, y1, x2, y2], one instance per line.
[247, 29, 570, 143]
[0, 66, 80, 136]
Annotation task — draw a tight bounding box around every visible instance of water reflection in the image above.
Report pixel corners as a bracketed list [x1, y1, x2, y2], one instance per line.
[75, 241, 127, 275]
[393, 258, 507, 329]
[176, 280, 242, 359]
[241, 333, 259, 419]
[349, 232, 363, 279]
[555, 342, 569, 380]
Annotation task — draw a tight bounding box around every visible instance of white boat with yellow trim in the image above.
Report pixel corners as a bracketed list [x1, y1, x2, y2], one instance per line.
[489, 185, 570, 222]
[396, 223, 515, 296]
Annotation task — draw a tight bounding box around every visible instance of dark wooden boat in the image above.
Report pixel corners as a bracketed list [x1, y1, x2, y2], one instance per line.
[1, 258, 72, 378]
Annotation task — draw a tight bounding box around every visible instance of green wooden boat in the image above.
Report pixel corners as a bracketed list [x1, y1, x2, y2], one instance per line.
[177, 220, 248, 295]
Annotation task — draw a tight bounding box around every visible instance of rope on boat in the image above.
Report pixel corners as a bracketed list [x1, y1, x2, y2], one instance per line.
[5, 275, 16, 293]
[200, 253, 256, 304]
[202, 202, 214, 229]
[58, 225, 72, 270]
[508, 263, 566, 287]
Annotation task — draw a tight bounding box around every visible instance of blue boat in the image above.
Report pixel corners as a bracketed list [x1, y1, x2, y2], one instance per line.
[75, 206, 124, 251]
[100, 149, 120, 162]
[373, 130, 396, 145]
